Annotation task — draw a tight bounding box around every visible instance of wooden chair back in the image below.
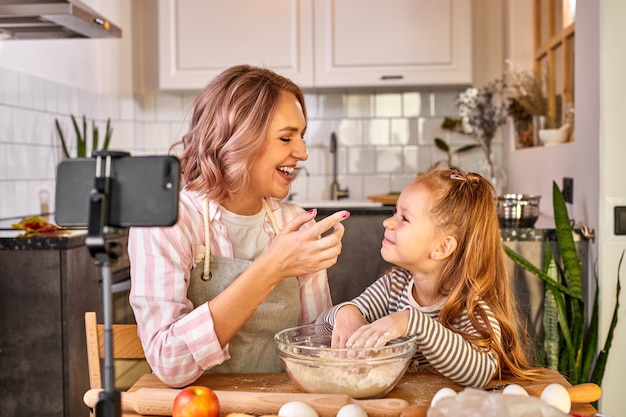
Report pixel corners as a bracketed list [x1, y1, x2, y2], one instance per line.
[84, 311, 146, 390]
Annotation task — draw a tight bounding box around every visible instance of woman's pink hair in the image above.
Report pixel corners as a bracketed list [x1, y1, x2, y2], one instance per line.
[172, 65, 306, 201]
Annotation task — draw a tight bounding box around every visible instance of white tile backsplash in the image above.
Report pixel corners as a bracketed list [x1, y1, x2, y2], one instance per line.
[376, 147, 403, 173]
[363, 119, 390, 146]
[375, 93, 402, 118]
[345, 94, 373, 118]
[318, 93, 344, 118]
[390, 118, 411, 145]
[0, 69, 496, 219]
[335, 119, 361, 146]
[348, 147, 376, 174]
[402, 92, 422, 117]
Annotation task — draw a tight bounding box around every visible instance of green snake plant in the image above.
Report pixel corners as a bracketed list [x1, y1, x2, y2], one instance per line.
[55, 114, 113, 158]
[504, 181, 622, 388]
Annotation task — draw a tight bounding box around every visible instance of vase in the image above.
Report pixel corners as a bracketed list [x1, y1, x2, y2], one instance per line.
[532, 115, 547, 146]
[514, 119, 534, 148]
[479, 158, 507, 196]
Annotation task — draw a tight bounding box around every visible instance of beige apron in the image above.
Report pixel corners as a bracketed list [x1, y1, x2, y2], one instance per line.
[187, 199, 301, 373]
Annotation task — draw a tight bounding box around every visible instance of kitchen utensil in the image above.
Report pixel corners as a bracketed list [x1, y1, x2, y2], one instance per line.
[398, 382, 602, 417]
[275, 324, 417, 399]
[539, 124, 571, 146]
[496, 194, 541, 228]
[83, 388, 409, 417]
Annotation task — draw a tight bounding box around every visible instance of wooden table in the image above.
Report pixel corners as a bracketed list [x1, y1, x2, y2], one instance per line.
[114, 369, 597, 416]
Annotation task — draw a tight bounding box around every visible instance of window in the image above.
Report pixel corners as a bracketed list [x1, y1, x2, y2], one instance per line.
[534, 0, 575, 128]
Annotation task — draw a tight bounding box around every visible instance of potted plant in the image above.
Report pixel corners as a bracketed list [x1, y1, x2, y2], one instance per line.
[504, 182, 621, 393]
[55, 114, 113, 158]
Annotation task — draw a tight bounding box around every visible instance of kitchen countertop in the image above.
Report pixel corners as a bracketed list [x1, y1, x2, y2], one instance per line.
[111, 370, 597, 416]
[0, 214, 129, 251]
[0, 223, 586, 250]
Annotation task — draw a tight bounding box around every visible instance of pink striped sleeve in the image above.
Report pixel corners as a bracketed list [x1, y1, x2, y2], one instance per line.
[128, 191, 229, 388]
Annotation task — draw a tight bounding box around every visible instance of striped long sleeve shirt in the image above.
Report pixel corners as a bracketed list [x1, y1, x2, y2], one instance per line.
[316, 267, 500, 387]
[128, 189, 332, 387]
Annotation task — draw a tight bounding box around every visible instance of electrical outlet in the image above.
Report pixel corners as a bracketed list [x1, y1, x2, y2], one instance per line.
[562, 177, 574, 203]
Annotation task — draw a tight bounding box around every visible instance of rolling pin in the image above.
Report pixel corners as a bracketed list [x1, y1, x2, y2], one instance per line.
[399, 382, 602, 417]
[84, 388, 409, 417]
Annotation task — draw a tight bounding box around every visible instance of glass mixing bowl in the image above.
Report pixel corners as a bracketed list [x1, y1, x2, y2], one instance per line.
[275, 324, 417, 399]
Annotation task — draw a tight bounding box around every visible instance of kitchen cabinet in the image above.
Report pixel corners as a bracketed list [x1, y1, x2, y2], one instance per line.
[0, 230, 130, 417]
[158, 0, 471, 90]
[158, 0, 314, 90]
[313, 0, 472, 87]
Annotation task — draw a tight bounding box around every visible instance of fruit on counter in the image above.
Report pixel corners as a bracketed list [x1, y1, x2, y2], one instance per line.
[172, 386, 220, 417]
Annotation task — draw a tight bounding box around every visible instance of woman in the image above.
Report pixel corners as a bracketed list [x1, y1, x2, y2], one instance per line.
[129, 65, 349, 387]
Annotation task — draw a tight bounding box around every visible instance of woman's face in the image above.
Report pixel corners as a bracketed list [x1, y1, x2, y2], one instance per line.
[381, 182, 442, 274]
[248, 91, 307, 203]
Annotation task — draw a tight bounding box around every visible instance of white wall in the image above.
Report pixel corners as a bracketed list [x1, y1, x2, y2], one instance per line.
[597, 1, 626, 415]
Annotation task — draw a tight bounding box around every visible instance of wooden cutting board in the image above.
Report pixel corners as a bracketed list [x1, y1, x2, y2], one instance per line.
[119, 369, 597, 416]
[367, 194, 399, 205]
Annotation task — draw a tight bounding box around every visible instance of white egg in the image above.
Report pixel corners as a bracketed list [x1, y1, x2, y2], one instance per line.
[336, 404, 368, 417]
[540, 383, 571, 413]
[430, 387, 458, 407]
[278, 401, 319, 417]
[502, 384, 529, 396]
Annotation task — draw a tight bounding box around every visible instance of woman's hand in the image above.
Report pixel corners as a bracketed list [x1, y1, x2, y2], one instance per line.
[261, 209, 349, 278]
[345, 310, 410, 348]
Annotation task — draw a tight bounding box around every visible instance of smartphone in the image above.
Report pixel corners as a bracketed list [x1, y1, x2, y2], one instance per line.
[55, 155, 180, 227]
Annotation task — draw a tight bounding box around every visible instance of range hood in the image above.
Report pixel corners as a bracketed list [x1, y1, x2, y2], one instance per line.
[0, 0, 121, 39]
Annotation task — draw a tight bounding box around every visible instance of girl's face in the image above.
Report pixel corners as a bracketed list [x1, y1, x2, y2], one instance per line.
[381, 182, 443, 274]
[247, 91, 307, 204]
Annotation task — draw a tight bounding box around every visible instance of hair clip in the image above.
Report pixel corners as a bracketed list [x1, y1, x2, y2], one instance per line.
[450, 172, 466, 181]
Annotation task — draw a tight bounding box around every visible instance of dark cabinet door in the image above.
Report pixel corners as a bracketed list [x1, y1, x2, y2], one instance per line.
[0, 250, 64, 417]
[0, 243, 103, 417]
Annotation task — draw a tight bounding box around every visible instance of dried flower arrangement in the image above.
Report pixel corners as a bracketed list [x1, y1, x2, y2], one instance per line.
[436, 62, 550, 170]
[505, 62, 548, 117]
[504, 61, 549, 147]
[437, 78, 509, 180]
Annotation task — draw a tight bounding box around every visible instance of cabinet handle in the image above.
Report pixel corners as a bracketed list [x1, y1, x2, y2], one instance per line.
[380, 75, 404, 80]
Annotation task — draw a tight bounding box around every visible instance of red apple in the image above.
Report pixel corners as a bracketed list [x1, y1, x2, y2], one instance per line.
[172, 386, 220, 417]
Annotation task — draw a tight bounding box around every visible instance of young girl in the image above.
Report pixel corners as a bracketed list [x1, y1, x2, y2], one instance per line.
[317, 168, 535, 387]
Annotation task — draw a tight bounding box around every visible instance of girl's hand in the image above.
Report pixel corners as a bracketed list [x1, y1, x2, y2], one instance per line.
[261, 209, 350, 278]
[345, 310, 410, 348]
[331, 304, 367, 348]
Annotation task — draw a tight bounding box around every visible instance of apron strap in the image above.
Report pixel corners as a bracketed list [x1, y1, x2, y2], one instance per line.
[201, 198, 281, 280]
[202, 198, 211, 280]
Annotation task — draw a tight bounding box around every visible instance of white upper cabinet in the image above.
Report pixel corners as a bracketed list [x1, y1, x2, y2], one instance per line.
[158, 0, 472, 90]
[158, 0, 313, 90]
[314, 0, 472, 87]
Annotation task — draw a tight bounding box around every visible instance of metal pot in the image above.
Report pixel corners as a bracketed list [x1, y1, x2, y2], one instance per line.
[497, 194, 541, 228]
